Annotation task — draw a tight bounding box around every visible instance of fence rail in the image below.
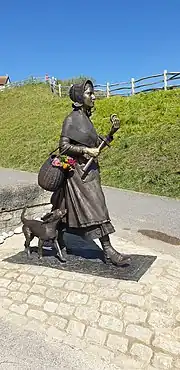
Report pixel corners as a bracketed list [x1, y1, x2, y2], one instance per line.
[1, 70, 180, 98]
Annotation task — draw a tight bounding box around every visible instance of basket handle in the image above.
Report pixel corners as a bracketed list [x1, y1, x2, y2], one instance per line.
[49, 146, 60, 156]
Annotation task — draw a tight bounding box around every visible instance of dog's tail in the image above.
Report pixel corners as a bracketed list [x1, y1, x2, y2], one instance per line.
[21, 207, 27, 224]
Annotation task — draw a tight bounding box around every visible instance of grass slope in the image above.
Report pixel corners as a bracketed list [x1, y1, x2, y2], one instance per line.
[0, 83, 180, 198]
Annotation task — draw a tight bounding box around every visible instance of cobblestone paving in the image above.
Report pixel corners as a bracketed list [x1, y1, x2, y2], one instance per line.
[0, 233, 180, 369]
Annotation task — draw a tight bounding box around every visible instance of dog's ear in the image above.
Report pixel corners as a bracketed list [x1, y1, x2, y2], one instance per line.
[41, 212, 53, 221]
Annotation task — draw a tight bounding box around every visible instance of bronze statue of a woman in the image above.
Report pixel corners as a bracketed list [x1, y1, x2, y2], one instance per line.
[51, 79, 130, 266]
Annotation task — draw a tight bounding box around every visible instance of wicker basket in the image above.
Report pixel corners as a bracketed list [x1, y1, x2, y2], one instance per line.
[38, 154, 65, 192]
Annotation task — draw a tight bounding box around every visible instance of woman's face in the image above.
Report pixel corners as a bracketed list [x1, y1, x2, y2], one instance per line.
[83, 83, 95, 108]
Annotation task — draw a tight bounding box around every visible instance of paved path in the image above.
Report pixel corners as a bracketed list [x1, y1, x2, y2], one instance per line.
[1, 167, 180, 238]
[103, 186, 180, 239]
[1, 168, 180, 368]
[0, 233, 180, 369]
[103, 187, 180, 261]
[0, 167, 38, 186]
[0, 319, 117, 370]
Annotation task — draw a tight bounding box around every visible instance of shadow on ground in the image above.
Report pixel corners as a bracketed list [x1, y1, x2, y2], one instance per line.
[4, 233, 157, 282]
[138, 229, 180, 245]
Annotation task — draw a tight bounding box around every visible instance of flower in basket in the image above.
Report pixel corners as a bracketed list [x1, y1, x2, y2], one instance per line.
[52, 155, 76, 171]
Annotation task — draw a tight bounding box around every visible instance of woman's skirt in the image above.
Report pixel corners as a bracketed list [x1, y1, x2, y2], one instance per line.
[51, 160, 115, 239]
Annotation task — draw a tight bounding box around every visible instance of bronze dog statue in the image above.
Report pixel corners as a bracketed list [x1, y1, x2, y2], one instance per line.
[21, 207, 67, 262]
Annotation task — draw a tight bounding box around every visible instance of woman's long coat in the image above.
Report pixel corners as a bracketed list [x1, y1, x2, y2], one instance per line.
[51, 109, 115, 239]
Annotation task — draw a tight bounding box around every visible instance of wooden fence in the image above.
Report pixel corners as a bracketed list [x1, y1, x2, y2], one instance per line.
[59, 70, 180, 98]
[0, 76, 45, 91]
[105, 70, 180, 97]
[1, 70, 180, 98]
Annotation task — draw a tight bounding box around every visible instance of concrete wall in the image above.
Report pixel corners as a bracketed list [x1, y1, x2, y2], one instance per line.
[0, 168, 52, 233]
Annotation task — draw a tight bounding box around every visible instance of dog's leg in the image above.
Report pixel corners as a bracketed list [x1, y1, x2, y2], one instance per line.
[23, 225, 33, 258]
[38, 239, 44, 259]
[24, 240, 31, 258]
[54, 233, 66, 263]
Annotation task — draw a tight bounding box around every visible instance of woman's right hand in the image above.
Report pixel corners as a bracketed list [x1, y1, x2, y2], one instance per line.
[83, 147, 100, 157]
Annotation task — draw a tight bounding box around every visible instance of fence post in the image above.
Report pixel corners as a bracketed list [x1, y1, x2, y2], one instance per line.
[106, 82, 110, 98]
[164, 70, 167, 90]
[58, 84, 62, 97]
[131, 78, 135, 95]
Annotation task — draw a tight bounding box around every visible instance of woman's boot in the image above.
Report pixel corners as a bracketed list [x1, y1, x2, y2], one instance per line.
[100, 235, 131, 266]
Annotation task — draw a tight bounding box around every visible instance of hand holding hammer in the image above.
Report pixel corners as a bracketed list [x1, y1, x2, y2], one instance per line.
[81, 114, 120, 179]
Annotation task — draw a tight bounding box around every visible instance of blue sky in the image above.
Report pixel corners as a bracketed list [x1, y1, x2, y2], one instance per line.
[1, 0, 180, 84]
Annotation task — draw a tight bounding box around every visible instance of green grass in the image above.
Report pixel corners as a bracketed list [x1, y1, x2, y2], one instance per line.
[0, 83, 180, 198]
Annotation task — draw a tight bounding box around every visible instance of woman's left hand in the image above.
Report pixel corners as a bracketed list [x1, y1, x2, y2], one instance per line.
[110, 114, 120, 135]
